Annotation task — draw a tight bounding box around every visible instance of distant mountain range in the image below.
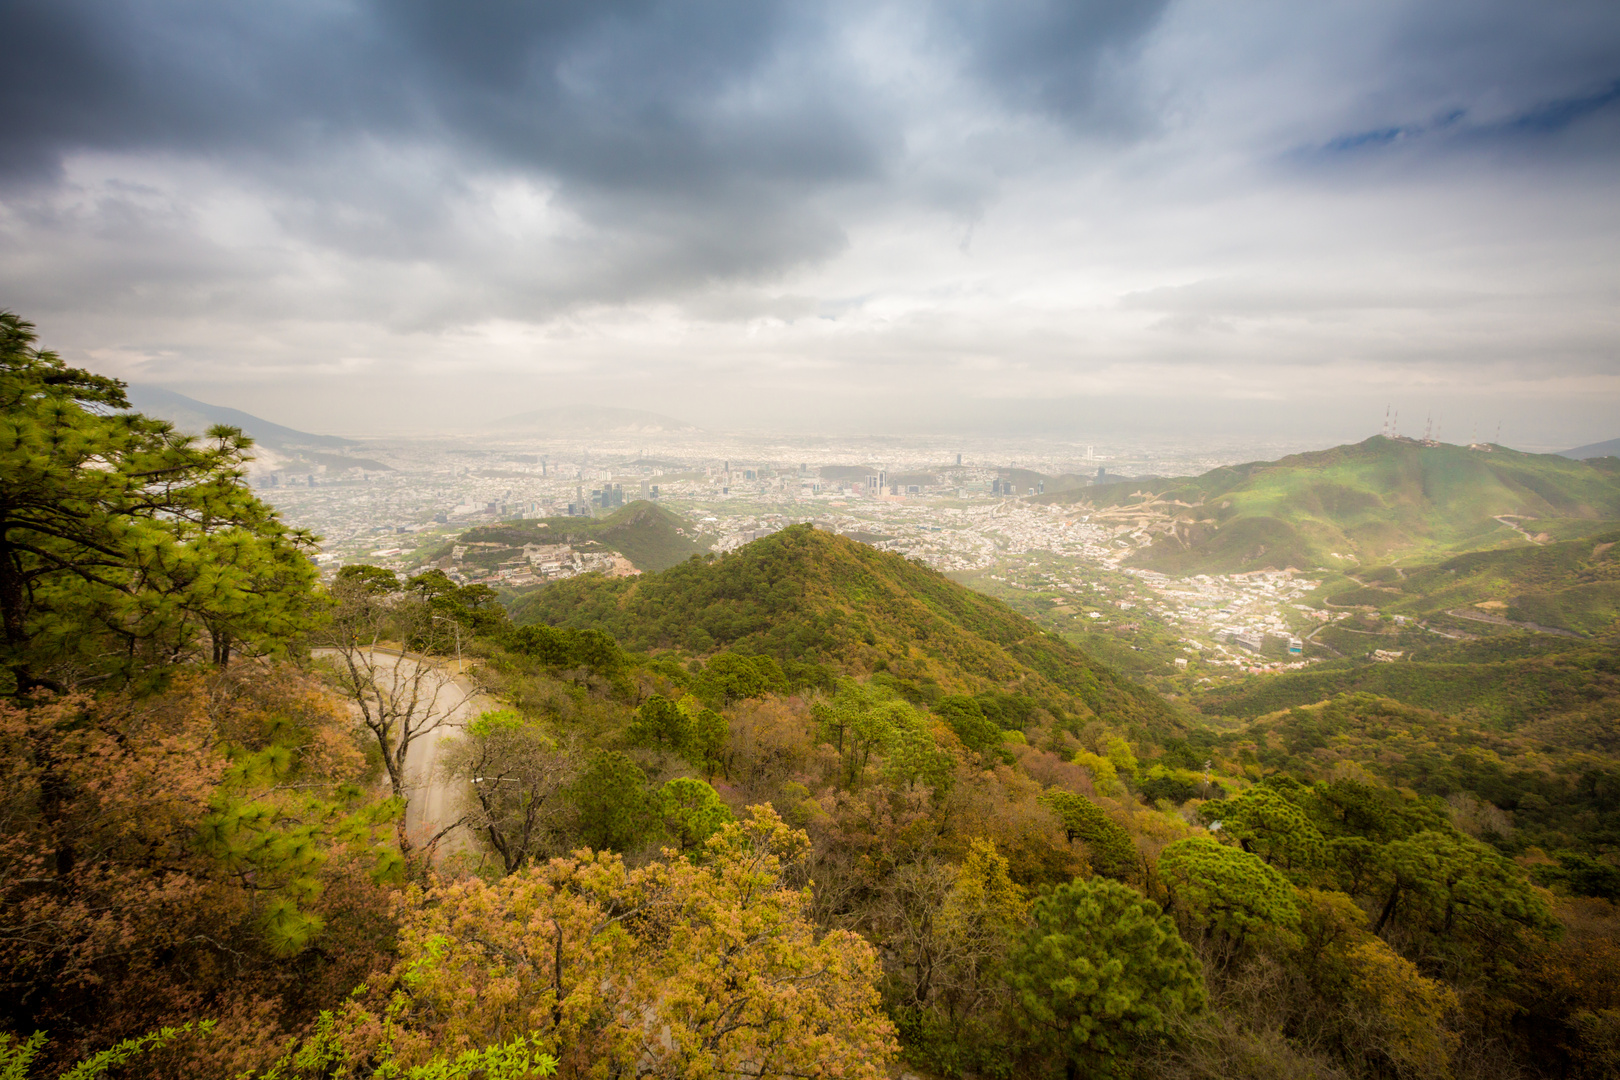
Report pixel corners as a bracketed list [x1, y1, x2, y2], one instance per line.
[1038, 435, 1620, 574]
[1561, 436, 1620, 459]
[493, 405, 701, 435]
[126, 385, 353, 450]
[125, 385, 395, 472]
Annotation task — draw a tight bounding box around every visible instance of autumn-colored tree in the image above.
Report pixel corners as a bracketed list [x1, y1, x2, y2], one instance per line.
[0, 311, 319, 692]
[725, 695, 818, 799]
[1007, 877, 1205, 1078]
[879, 841, 1030, 1079]
[938, 768, 1087, 889]
[1293, 888, 1459, 1078]
[0, 668, 398, 1074]
[1521, 897, 1620, 1079]
[936, 839, 1029, 1020]
[289, 807, 896, 1079]
[800, 782, 942, 930]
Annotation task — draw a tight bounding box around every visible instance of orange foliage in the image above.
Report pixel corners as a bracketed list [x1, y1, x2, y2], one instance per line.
[0, 666, 397, 1074]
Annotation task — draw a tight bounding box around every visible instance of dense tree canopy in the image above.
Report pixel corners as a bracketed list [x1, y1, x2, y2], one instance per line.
[314, 808, 897, 1080]
[1008, 878, 1205, 1077]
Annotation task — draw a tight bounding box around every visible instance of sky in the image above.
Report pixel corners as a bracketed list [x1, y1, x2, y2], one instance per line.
[2, 0, 1618, 448]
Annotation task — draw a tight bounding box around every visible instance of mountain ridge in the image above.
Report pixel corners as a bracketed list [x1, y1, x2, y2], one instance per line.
[126, 384, 355, 449]
[1036, 436, 1620, 574]
[510, 524, 1182, 733]
[1561, 436, 1620, 460]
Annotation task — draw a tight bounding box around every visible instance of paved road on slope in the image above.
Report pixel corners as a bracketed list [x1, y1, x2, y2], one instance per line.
[313, 648, 492, 856]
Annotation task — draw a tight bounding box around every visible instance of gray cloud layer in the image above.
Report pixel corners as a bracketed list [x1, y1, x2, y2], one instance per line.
[1, 0, 1617, 444]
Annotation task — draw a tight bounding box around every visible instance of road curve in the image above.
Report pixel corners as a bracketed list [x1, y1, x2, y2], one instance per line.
[312, 647, 493, 856]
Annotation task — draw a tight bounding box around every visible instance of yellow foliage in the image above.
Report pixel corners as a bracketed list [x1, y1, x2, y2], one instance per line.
[1072, 750, 1121, 795]
[1105, 736, 1138, 776]
[322, 806, 897, 1079]
[1343, 937, 1459, 1078]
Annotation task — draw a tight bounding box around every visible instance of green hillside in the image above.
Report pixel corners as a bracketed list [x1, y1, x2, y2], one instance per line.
[1194, 634, 1619, 741]
[432, 501, 708, 573]
[1321, 527, 1620, 635]
[1196, 531, 1620, 744]
[1040, 436, 1620, 574]
[509, 524, 1181, 733]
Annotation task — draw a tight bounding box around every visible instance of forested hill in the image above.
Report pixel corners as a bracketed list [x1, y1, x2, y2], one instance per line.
[510, 524, 1181, 733]
[1038, 436, 1620, 574]
[432, 501, 708, 573]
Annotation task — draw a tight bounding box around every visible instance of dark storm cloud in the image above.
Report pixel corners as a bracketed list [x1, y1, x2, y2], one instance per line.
[944, 0, 1173, 131]
[0, 0, 1191, 321]
[2, 0, 1619, 442]
[1285, 0, 1620, 164]
[0, 1, 1169, 194]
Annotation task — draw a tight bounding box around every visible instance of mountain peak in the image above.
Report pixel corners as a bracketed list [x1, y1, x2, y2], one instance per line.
[516, 523, 1180, 733]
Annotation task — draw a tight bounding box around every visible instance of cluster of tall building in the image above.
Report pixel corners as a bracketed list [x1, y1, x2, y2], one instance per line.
[258, 473, 320, 489]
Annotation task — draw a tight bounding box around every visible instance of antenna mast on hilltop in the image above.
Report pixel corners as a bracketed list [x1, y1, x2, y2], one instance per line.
[1423, 412, 1433, 443]
[1381, 405, 1391, 437]
[1391, 409, 1399, 438]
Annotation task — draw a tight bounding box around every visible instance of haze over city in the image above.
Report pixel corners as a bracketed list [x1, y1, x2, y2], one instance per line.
[3, 0, 1618, 447]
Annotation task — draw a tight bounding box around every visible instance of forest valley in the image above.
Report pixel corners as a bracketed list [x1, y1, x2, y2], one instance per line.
[3, 308, 1619, 1080]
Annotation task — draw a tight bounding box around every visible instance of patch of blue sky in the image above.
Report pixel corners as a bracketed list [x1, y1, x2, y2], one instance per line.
[1300, 79, 1617, 162]
[1498, 78, 1620, 134]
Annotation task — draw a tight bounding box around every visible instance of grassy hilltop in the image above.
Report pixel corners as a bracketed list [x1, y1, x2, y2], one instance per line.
[511, 524, 1181, 733]
[427, 501, 709, 573]
[1039, 436, 1620, 574]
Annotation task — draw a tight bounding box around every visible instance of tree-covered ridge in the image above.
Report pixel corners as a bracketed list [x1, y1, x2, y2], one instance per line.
[1194, 692, 1620, 857]
[1039, 436, 1620, 574]
[432, 501, 708, 574]
[510, 524, 1181, 734]
[1195, 632, 1619, 733]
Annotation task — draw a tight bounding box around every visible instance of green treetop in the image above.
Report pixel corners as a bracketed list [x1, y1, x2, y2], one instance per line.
[1039, 789, 1140, 882]
[1206, 784, 1327, 880]
[0, 312, 318, 691]
[1159, 836, 1301, 953]
[1007, 877, 1205, 1078]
